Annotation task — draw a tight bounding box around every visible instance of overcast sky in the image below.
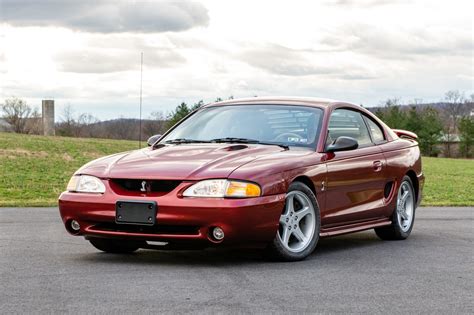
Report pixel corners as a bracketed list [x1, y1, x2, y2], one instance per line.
[1, 0, 473, 120]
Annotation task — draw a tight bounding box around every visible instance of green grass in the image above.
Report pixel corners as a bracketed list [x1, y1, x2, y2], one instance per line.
[0, 132, 137, 207]
[0, 132, 472, 207]
[421, 157, 474, 206]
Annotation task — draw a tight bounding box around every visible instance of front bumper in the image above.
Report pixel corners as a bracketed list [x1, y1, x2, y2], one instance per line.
[58, 182, 286, 247]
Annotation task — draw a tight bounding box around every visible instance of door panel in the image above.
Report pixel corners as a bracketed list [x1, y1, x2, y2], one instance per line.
[323, 146, 387, 226]
[321, 108, 388, 226]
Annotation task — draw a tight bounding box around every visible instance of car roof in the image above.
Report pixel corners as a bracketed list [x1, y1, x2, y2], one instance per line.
[204, 96, 357, 108]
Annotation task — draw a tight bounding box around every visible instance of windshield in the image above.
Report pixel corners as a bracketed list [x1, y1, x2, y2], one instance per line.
[161, 105, 324, 148]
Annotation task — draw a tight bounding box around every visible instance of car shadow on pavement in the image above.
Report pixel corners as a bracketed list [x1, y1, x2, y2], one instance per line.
[316, 231, 383, 255]
[74, 231, 385, 266]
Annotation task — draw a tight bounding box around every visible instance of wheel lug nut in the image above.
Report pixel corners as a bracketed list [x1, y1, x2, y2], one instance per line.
[289, 226, 292, 230]
[286, 218, 289, 222]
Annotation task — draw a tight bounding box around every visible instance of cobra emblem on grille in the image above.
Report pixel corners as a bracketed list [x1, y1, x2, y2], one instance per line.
[141, 181, 147, 192]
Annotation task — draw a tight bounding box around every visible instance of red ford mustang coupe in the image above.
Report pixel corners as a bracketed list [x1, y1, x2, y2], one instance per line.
[59, 97, 424, 261]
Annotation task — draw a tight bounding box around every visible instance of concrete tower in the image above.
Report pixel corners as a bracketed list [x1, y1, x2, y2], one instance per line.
[42, 100, 55, 136]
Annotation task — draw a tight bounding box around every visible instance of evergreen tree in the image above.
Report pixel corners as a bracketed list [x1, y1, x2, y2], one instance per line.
[167, 102, 190, 129]
[458, 117, 474, 158]
[376, 105, 407, 129]
[191, 100, 204, 111]
[405, 106, 421, 135]
[417, 107, 443, 156]
[376, 104, 443, 156]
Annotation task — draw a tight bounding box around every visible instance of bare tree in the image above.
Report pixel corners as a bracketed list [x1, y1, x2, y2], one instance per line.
[442, 90, 466, 157]
[380, 97, 402, 107]
[1, 97, 33, 133]
[143, 111, 166, 138]
[466, 95, 474, 116]
[108, 117, 139, 140]
[62, 104, 75, 124]
[57, 104, 77, 136]
[77, 113, 99, 137]
[25, 108, 43, 135]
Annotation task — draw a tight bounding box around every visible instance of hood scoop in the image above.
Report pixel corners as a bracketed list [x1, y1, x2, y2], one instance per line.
[222, 144, 249, 151]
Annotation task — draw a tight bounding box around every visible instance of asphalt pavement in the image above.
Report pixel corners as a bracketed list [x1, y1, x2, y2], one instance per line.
[0, 207, 472, 314]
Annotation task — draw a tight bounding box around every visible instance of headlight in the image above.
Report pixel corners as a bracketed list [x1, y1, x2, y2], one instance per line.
[183, 179, 261, 198]
[67, 175, 106, 194]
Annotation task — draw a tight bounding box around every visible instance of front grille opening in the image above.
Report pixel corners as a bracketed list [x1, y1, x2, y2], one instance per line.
[91, 222, 200, 235]
[112, 179, 181, 193]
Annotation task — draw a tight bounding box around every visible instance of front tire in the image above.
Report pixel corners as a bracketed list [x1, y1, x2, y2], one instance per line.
[375, 176, 416, 240]
[267, 182, 320, 261]
[89, 238, 144, 254]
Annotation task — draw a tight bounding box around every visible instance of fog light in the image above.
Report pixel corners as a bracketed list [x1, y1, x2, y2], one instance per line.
[71, 220, 80, 231]
[212, 227, 224, 240]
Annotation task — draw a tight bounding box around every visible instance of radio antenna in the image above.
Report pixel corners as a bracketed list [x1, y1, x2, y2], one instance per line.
[139, 52, 143, 148]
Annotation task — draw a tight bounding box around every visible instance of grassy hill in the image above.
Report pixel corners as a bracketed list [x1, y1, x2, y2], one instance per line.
[0, 132, 472, 207]
[0, 132, 137, 206]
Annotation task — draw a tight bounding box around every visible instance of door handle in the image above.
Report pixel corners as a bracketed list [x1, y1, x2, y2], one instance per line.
[373, 160, 383, 172]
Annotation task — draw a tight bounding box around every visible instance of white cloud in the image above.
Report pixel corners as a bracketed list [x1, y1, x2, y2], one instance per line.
[0, 0, 472, 120]
[55, 35, 187, 73]
[238, 43, 379, 79]
[1, 0, 209, 33]
[321, 25, 473, 59]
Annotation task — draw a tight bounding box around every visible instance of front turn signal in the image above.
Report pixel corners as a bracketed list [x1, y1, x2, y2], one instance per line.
[225, 181, 261, 198]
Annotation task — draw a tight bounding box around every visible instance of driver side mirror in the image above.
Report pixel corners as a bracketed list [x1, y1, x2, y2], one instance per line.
[326, 136, 358, 152]
[147, 134, 162, 146]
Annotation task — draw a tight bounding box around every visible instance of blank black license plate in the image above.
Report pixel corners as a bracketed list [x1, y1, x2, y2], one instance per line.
[115, 201, 157, 225]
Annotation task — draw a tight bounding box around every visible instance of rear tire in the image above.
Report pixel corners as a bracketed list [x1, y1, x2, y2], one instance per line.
[89, 238, 144, 254]
[375, 176, 416, 240]
[267, 182, 320, 261]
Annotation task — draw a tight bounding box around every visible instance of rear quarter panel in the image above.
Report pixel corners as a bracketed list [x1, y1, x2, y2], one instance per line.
[380, 138, 423, 213]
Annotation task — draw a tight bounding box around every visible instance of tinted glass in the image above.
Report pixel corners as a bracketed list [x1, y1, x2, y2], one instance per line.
[161, 105, 324, 148]
[364, 116, 385, 143]
[327, 109, 372, 147]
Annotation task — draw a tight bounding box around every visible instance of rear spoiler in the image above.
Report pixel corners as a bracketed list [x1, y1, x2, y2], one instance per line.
[392, 129, 418, 140]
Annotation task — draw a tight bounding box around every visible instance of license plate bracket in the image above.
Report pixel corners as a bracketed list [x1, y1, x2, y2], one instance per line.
[115, 201, 157, 225]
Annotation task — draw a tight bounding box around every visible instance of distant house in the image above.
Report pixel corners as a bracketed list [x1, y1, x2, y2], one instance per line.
[0, 118, 12, 132]
[436, 134, 461, 158]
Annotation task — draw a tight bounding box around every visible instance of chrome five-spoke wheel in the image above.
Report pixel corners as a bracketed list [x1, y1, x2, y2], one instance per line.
[396, 180, 414, 232]
[278, 191, 316, 252]
[268, 182, 320, 261]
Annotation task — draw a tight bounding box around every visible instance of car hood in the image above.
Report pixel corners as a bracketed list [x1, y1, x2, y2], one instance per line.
[75, 143, 298, 180]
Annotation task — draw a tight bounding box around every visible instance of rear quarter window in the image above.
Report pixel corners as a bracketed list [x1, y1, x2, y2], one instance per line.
[364, 116, 385, 143]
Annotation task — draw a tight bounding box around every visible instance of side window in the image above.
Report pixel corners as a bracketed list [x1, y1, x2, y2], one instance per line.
[327, 109, 372, 147]
[364, 116, 385, 143]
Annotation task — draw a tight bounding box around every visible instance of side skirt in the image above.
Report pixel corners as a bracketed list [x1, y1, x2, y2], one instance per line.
[320, 218, 391, 237]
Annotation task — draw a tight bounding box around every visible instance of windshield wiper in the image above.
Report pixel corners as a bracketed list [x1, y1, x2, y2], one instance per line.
[164, 138, 211, 144]
[210, 137, 289, 150]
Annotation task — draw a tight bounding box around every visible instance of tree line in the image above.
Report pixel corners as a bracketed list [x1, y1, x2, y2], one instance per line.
[1, 93, 472, 157]
[374, 91, 473, 158]
[0, 97, 231, 142]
